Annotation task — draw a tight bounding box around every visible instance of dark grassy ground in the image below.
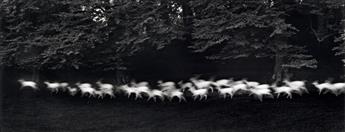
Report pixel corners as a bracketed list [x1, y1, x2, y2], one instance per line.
[2, 89, 345, 132]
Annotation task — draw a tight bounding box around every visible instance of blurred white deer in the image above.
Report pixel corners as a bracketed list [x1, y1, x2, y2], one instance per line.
[147, 89, 165, 102]
[243, 79, 260, 89]
[248, 84, 273, 102]
[93, 90, 105, 99]
[76, 82, 95, 97]
[96, 81, 114, 89]
[158, 80, 176, 91]
[119, 84, 142, 100]
[218, 86, 236, 99]
[59, 82, 69, 92]
[44, 81, 61, 93]
[187, 86, 208, 101]
[231, 80, 249, 95]
[136, 85, 151, 98]
[271, 84, 293, 99]
[162, 87, 186, 102]
[190, 77, 215, 92]
[18, 79, 38, 90]
[67, 86, 78, 96]
[96, 81, 115, 98]
[312, 81, 333, 95]
[213, 79, 233, 89]
[283, 79, 308, 95]
[329, 82, 345, 96]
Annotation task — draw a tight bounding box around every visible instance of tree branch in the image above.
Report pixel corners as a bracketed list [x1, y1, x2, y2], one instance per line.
[309, 20, 335, 42]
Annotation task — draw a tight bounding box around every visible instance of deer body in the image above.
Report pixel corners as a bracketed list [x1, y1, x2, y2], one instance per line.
[18, 79, 38, 90]
[188, 87, 208, 100]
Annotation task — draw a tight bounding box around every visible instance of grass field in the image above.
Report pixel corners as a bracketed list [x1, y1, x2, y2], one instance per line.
[2, 89, 345, 132]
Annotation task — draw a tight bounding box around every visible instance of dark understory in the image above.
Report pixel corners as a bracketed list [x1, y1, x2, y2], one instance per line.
[2, 90, 345, 132]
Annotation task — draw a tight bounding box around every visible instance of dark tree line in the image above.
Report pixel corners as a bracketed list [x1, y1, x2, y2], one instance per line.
[0, 0, 344, 81]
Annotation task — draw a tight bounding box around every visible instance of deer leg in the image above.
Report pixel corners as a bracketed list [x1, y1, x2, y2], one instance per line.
[134, 94, 141, 100]
[230, 93, 234, 99]
[159, 96, 164, 101]
[147, 96, 152, 101]
[258, 95, 263, 102]
[209, 87, 214, 93]
[193, 96, 197, 101]
[303, 88, 309, 94]
[181, 96, 187, 102]
[288, 93, 292, 99]
[324, 89, 329, 94]
[222, 94, 227, 99]
[335, 90, 340, 96]
[276, 93, 280, 98]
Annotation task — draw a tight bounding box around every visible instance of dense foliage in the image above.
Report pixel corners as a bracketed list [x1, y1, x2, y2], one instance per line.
[0, 0, 182, 71]
[0, 0, 344, 80]
[189, 0, 345, 80]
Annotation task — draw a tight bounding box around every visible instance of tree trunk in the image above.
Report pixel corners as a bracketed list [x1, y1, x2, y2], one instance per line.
[272, 53, 284, 83]
[0, 65, 3, 130]
[341, 6, 345, 78]
[179, 0, 193, 40]
[178, 0, 195, 77]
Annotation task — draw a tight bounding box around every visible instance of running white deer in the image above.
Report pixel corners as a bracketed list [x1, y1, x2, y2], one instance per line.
[59, 82, 69, 92]
[135, 85, 151, 99]
[130, 80, 149, 87]
[158, 80, 176, 91]
[190, 78, 215, 92]
[179, 81, 203, 100]
[160, 82, 186, 102]
[231, 80, 249, 95]
[18, 79, 38, 90]
[147, 89, 165, 102]
[76, 82, 95, 97]
[44, 81, 61, 93]
[119, 84, 142, 100]
[186, 85, 209, 101]
[96, 81, 115, 98]
[96, 81, 114, 89]
[213, 79, 232, 89]
[93, 90, 105, 99]
[179, 82, 194, 90]
[312, 81, 333, 95]
[329, 82, 345, 96]
[67, 86, 78, 96]
[283, 80, 308, 95]
[248, 84, 273, 102]
[163, 89, 186, 102]
[243, 79, 260, 89]
[218, 86, 236, 99]
[271, 84, 294, 99]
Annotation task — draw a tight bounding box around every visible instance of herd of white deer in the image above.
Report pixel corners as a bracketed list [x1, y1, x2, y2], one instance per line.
[17, 77, 345, 102]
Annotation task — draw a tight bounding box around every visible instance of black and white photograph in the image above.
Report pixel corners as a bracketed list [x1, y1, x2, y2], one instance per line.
[1, 0, 345, 131]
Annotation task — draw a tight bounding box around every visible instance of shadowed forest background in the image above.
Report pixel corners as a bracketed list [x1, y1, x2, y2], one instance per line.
[1, 1, 345, 132]
[0, 0, 345, 82]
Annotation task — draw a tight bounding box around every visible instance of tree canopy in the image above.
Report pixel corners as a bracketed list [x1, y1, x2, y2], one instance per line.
[0, 0, 182, 71]
[1, 0, 344, 80]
